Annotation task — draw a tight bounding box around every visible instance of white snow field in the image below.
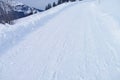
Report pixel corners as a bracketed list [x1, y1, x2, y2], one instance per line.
[1, 1, 120, 80]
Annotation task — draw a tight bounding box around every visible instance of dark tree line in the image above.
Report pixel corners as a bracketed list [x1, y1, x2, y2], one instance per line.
[45, 0, 82, 10]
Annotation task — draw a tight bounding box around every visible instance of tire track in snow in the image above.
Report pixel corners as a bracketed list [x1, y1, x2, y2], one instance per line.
[86, 4, 120, 79]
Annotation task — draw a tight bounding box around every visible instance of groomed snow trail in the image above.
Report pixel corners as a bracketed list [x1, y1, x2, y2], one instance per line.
[1, 1, 120, 80]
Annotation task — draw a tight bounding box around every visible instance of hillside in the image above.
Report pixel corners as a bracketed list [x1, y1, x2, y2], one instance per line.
[0, 0, 42, 24]
[1, 0, 120, 80]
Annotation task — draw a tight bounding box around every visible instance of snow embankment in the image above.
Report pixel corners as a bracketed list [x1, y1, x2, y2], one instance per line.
[1, 1, 120, 80]
[0, 2, 75, 54]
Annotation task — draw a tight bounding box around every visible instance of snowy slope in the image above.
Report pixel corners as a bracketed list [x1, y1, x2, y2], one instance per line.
[1, 1, 120, 80]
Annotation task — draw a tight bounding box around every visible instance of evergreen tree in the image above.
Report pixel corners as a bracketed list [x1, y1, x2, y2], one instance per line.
[48, 3, 52, 9]
[58, 0, 62, 5]
[45, 5, 48, 10]
[45, 3, 52, 10]
[53, 2, 56, 7]
[62, 0, 66, 3]
[66, 0, 69, 2]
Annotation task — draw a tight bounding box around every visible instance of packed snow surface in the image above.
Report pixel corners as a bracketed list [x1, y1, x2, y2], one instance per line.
[1, 1, 120, 80]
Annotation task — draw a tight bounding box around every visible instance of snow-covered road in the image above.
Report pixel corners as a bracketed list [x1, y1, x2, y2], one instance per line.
[1, 1, 120, 80]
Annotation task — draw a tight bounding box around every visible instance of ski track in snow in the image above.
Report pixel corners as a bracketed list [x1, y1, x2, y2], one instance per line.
[1, 1, 120, 80]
